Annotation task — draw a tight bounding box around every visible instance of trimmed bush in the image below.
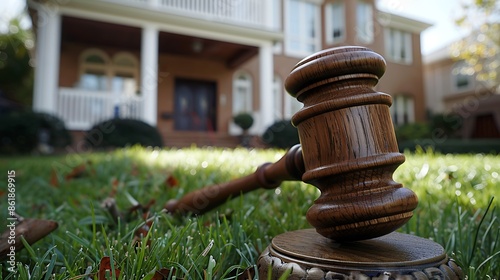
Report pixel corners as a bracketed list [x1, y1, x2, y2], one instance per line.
[399, 139, 500, 154]
[85, 118, 163, 148]
[0, 111, 72, 154]
[233, 112, 254, 131]
[395, 114, 463, 143]
[395, 122, 432, 142]
[261, 120, 300, 149]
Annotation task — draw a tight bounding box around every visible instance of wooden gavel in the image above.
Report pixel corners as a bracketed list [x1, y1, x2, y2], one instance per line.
[165, 46, 419, 242]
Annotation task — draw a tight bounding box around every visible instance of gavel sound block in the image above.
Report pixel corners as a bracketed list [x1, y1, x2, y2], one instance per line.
[165, 46, 463, 279]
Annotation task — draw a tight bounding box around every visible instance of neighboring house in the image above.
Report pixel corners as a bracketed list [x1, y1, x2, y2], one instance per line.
[424, 46, 500, 139]
[28, 0, 430, 147]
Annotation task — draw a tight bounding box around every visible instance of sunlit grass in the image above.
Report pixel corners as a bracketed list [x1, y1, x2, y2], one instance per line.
[0, 146, 498, 279]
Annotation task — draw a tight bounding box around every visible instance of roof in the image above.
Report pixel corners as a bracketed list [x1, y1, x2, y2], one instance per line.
[423, 45, 454, 64]
[377, 10, 433, 34]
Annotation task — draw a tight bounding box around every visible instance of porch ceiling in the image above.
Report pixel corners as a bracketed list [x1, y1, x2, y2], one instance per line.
[158, 32, 258, 69]
[61, 16, 258, 69]
[61, 16, 142, 50]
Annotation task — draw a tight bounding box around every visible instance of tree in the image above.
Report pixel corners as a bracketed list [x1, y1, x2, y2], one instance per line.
[453, 0, 499, 87]
[0, 17, 34, 107]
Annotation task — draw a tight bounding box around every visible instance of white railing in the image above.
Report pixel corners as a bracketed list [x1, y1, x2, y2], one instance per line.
[123, 0, 279, 30]
[58, 88, 144, 130]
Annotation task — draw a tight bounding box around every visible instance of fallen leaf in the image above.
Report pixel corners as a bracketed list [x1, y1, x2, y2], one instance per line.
[109, 178, 120, 197]
[50, 169, 59, 187]
[151, 268, 174, 279]
[65, 164, 87, 181]
[97, 256, 120, 280]
[143, 199, 156, 211]
[128, 199, 156, 217]
[0, 218, 58, 260]
[133, 219, 153, 246]
[165, 175, 179, 188]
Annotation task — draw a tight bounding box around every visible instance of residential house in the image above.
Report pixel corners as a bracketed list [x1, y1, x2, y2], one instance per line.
[424, 46, 500, 138]
[28, 0, 430, 148]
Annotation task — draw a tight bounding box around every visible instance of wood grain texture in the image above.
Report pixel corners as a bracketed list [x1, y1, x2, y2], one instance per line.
[164, 145, 304, 215]
[257, 229, 464, 280]
[285, 46, 418, 242]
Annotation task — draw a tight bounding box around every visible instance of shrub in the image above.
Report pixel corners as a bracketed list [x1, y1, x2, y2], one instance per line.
[395, 114, 463, 143]
[0, 111, 72, 154]
[85, 118, 163, 148]
[429, 113, 463, 138]
[395, 122, 432, 142]
[261, 120, 300, 149]
[399, 139, 500, 154]
[233, 112, 254, 131]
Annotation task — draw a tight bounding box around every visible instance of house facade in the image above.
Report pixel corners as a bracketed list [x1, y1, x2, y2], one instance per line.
[424, 47, 500, 139]
[28, 0, 430, 147]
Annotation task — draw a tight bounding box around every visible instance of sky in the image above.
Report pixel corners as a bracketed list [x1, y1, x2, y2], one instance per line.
[1, 0, 466, 55]
[0, 0, 29, 35]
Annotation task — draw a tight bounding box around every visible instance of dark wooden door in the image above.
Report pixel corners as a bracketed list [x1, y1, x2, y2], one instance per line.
[174, 79, 217, 131]
[472, 114, 500, 138]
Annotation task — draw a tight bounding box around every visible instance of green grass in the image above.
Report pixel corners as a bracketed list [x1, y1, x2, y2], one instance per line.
[0, 146, 499, 279]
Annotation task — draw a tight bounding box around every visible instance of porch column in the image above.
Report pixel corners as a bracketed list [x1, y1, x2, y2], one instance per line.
[32, 7, 61, 114]
[141, 24, 159, 126]
[259, 42, 274, 132]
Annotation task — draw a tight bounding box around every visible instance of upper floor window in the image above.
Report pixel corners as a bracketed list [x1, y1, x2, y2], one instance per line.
[78, 49, 139, 95]
[285, 0, 321, 56]
[391, 95, 415, 126]
[325, 1, 346, 44]
[452, 61, 474, 92]
[356, 0, 373, 44]
[385, 28, 413, 64]
[233, 72, 253, 114]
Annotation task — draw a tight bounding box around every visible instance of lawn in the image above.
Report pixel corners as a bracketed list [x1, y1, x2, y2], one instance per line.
[1, 146, 499, 279]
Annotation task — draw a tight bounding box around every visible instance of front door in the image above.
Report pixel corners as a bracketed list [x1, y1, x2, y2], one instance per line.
[174, 78, 217, 131]
[472, 114, 500, 138]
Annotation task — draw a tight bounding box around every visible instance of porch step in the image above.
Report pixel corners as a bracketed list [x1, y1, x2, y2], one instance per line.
[67, 130, 267, 150]
[162, 133, 270, 149]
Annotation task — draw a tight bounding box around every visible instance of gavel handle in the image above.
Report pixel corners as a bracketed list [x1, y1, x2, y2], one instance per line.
[164, 144, 305, 215]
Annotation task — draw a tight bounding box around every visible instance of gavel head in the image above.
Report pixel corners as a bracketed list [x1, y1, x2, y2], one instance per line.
[285, 46, 418, 242]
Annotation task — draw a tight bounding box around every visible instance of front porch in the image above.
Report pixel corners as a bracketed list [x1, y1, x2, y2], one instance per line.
[30, 0, 281, 146]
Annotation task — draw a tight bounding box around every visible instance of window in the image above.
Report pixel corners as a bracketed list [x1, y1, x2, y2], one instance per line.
[112, 53, 139, 96]
[391, 95, 415, 126]
[80, 72, 108, 91]
[79, 49, 109, 91]
[452, 61, 474, 92]
[285, 0, 320, 56]
[385, 28, 413, 64]
[232, 72, 253, 114]
[78, 49, 139, 95]
[325, 1, 345, 44]
[356, 1, 373, 44]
